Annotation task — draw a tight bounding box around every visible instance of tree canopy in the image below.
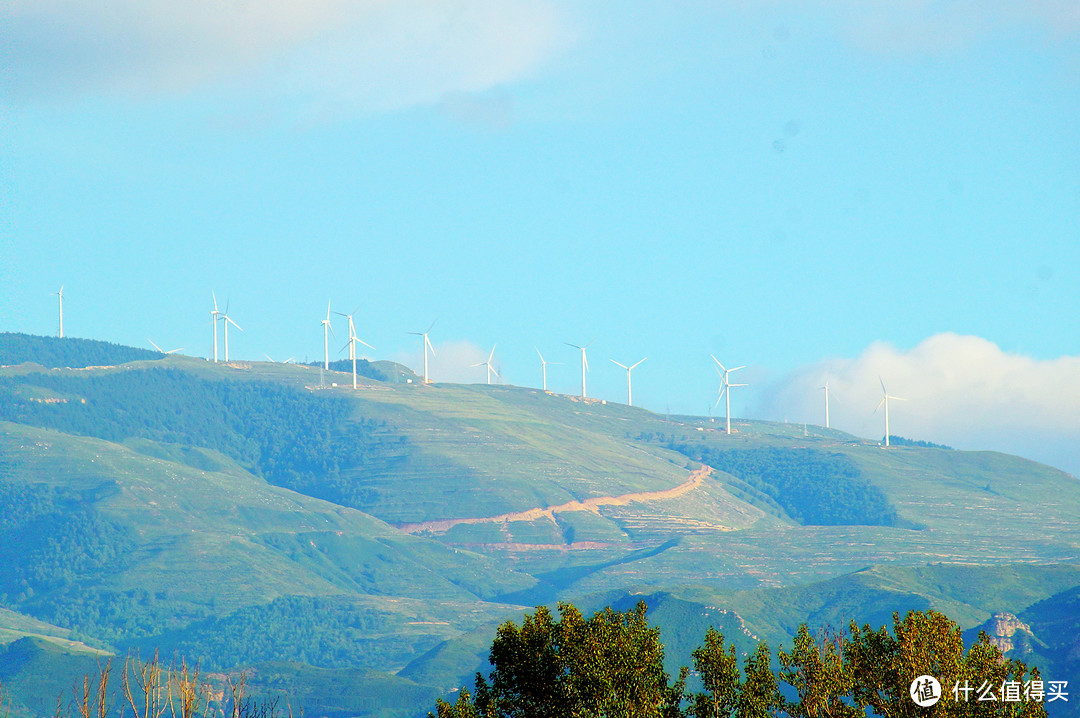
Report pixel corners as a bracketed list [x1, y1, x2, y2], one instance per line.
[431, 604, 1049, 718]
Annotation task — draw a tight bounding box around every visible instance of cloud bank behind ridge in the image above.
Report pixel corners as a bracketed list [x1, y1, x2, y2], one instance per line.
[756, 333, 1080, 476]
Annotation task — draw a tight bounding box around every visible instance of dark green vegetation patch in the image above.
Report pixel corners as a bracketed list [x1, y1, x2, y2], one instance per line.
[0, 333, 160, 369]
[0, 480, 134, 605]
[0, 369, 410, 511]
[661, 444, 901, 527]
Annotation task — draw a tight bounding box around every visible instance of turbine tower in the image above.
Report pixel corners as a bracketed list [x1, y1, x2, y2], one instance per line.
[565, 341, 593, 398]
[819, 380, 832, 429]
[408, 321, 437, 384]
[536, 349, 561, 392]
[471, 344, 500, 385]
[610, 358, 646, 407]
[210, 292, 221, 362]
[712, 356, 746, 435]
[55, 286, 65, 338]
[335, 308, 374, 390]
[321, 300, 335, 371]
[875, 377, 905, 447]
[220, 302, 242, 362]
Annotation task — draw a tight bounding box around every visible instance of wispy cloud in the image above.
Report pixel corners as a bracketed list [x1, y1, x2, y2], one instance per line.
[3, 0, 574, 111]
[756, 334, 1080, 476]
[721, 0, 1080, 55]
[394, 340, 503, 385]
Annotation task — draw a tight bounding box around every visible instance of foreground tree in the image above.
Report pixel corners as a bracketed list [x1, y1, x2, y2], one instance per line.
[430, 601, 684, 718]
[432, 604, 1051, 718]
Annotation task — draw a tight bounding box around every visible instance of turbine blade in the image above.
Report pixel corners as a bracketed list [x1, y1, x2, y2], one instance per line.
[213, 291, 218, 311]
[879, 376, 887, 394]
[712, 356, 728, 372]
[630, 358, 646, 369]
[264, 354, 275, 362]
[611, 359, 627, 369]
[326, 299, 332, 321]
[148, 339, 164, 353]
[583, 353, 589, 371]
[488, 344, 496, 362]
[565, 342, 581, 350]
[166, 348, 182, 354]
[426, 336, 435, 356]
[729, 365, 746, 373]
[228, 317, 243, 331]
[427, 320, 437, 333]
[358, 339, 375, 351]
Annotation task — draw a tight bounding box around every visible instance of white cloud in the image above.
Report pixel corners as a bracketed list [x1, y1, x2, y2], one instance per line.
[755, 334, 1080, 476]
[3, 0, 574, 111]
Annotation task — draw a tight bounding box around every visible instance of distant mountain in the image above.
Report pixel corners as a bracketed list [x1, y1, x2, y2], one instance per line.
[1, 334, 1078, 717]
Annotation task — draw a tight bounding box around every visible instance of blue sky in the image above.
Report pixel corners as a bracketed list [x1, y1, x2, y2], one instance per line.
[3, 1, 1079, 473]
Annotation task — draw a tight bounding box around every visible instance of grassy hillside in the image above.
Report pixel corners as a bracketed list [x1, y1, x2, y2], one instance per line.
[2, 337, 1079, 717]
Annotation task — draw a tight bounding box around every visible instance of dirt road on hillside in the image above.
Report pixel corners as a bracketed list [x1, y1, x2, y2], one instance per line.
[396, 464, 712, 534]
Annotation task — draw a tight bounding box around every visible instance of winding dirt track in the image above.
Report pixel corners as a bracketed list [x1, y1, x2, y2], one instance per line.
[396, 465, 711, 535]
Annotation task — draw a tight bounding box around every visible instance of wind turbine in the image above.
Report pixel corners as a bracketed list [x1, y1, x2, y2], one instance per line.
[610, 358, 646, 407]
[565, 341, 593, 398]
[335, 308, 374, 390]
[210, 292, 221, 362]
[472, 344, 500, 385]
[536, 349, 562, 392]
[875, 377, 905, 447]
[54, 286, 65, 338]
[148, 339, 183, 355]
[321, 300, 335, 371]
[712, 356, 747, 435]
[220, 301, 242, 362]
[819, 380, 833, 429]
[408, 321, 437, 384]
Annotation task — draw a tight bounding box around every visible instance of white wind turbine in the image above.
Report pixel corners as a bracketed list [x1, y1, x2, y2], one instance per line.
[408, 321, 437, 384]
[712, 356, 747, 435]
[565, 341, 593, 398]
[536, 349, 562, 392]
[335, 308, 375, 390]
[220, 301, 242, 362]
[819, 380, 834, 429]
[875, 377, 905, 447]
[472, 344, 500, 385]
[610, 358, 646, 407]
[148, 339, 183, 355]
[209, 292, 221, 362]
[321, 300, 335, 371]
[54, 286, 65, 338]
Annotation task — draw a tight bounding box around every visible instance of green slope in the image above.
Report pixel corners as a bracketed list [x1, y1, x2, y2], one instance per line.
[2, 338, 1080, 717]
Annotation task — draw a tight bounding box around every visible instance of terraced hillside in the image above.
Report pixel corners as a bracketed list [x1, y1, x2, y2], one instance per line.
[1, 335, 1078, 717]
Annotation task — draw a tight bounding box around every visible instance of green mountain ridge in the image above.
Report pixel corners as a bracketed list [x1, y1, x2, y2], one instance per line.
[0, 334, 1077, 717]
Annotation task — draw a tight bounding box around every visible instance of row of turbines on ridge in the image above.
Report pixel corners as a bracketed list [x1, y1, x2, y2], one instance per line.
[45, 288, 908, 445]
